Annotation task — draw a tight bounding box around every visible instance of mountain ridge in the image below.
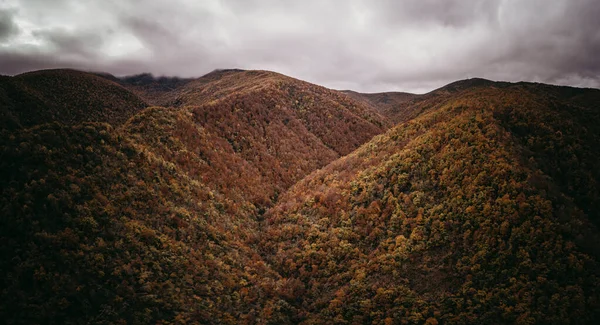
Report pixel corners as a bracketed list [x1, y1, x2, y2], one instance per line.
[1, 68, 599, 324]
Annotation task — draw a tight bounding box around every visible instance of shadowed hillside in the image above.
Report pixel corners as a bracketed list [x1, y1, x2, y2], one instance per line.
[0, 69, 148, 129]
[117, 73, 195, 106]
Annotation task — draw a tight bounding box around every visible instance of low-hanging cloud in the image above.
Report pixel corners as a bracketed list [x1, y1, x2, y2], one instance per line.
[0, 0, 599, 93]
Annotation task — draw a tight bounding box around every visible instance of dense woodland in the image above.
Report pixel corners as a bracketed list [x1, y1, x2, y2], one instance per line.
[262, 85, 600, 324]
[0, 69, 148, 129]
[1, 69, 599, 324]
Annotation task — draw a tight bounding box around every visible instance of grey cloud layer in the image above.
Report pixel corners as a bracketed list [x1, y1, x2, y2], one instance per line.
[0, 0, 598, 93]
[0, 8, 19, 41]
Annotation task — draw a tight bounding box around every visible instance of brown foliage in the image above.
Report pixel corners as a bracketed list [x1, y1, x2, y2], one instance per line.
[2, 70, 600, 324]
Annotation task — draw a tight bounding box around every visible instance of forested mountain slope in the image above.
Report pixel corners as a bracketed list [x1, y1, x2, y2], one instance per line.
[0, 68, 389, 324]
[120, 69, 390, 206]
[343, 78, 510, 124]
[261, 82, 600, 324]
[115, 73, 195, 107]
[0, 69, 148, 129]
[133, 69, 390, 155]
[1, 68, 600, 324]
[0, 122, 286, 324]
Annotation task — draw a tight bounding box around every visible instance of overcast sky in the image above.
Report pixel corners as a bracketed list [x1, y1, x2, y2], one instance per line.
[0, 0, 599, 93]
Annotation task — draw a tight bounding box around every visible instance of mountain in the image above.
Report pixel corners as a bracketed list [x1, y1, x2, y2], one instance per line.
[0, 68, 389, 324]
[342, 90, 419, 123]
[0, 69, 148, 129]
[1, 69, 600, 324]
[127, 69, 389, 155]
[0, 121, 285, 324]
[342, 78, 510, 124]
[116, 73, 195, 106]
[121, 69, 389, 207]
[262, 81, 600, 324]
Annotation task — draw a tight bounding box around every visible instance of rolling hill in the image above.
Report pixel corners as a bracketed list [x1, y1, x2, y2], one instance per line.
[0, 69, 148, 129]
[120, 69, 389, 207]
[342, 78, 513, 124]
[0, 68, 389, 324]
[130, 69, 390, 155]
[115, 73, 195, 107]
[1, 69, 600, 324]
[261, 81, 600, 324]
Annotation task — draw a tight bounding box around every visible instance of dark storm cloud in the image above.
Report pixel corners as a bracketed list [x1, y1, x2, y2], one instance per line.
[0, 8, 19, 41]
[0, 0, 599, 93]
